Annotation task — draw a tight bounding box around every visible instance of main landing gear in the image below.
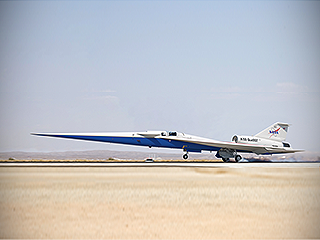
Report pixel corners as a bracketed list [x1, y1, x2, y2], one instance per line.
[216, 148, 242, 162]
[221, 155, 242, 162]
[235, 154, 242, 162]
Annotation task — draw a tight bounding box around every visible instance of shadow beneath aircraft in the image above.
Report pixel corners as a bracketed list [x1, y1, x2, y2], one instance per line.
[240, 158, 320, 163]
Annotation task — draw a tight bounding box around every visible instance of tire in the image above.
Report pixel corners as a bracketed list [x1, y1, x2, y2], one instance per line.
[183, 154, 189, 160]
[235, 155, 242, 162]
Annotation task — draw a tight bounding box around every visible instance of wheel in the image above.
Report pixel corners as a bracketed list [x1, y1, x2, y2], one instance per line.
[235, 155, 242, 162]
[183, 154, 189, 160]
[222, 158, 229, 162]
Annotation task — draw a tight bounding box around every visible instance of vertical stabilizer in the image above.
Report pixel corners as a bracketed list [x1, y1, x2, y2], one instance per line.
[254, 122, 290, 142]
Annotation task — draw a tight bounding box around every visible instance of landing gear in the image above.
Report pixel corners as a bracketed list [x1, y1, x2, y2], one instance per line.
[216, 148, 242, 163]
[183, 153, 189, 160]
[235, 155, 242, 162]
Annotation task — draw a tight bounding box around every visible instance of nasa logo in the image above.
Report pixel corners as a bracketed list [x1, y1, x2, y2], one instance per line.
[269, 127, 280, 137]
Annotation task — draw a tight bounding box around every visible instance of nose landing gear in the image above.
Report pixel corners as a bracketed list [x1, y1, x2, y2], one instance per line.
[183, 153, 189, 160]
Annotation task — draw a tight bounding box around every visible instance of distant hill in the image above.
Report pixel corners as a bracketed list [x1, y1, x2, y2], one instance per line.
[0, 150, 318, 161]
[0, 150, 211, 160]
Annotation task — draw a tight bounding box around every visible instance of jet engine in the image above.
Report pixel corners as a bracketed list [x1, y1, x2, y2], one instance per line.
[232, 135, 291, 149]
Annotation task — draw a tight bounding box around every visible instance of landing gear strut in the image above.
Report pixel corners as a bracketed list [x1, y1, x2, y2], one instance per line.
[183, 153, 189, 160]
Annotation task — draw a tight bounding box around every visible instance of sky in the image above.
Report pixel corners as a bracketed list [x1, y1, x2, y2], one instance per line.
[0, 1, 319, 153]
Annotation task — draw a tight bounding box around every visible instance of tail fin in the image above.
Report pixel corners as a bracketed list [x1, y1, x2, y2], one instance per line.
[254, 122, 290, 142]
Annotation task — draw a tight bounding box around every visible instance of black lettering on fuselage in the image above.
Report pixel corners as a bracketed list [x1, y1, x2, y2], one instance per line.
[248, 138, 258, 142]
[240, 137, 258, 142]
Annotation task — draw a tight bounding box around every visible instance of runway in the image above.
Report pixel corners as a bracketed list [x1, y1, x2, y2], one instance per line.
[1, 162, 319, 238]
[0, 161, 319, 168]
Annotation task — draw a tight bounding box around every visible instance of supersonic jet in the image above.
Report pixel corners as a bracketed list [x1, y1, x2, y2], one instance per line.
[32, 122, 303, 162]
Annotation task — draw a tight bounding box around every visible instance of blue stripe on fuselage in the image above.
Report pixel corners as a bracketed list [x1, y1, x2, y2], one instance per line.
[46, 135, 221, 152]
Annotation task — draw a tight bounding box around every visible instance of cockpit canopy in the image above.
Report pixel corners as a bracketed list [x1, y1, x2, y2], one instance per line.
[169, 131, 177, 136]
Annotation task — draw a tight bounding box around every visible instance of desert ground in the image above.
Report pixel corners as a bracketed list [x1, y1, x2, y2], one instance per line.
[0, 165, 319, 239]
